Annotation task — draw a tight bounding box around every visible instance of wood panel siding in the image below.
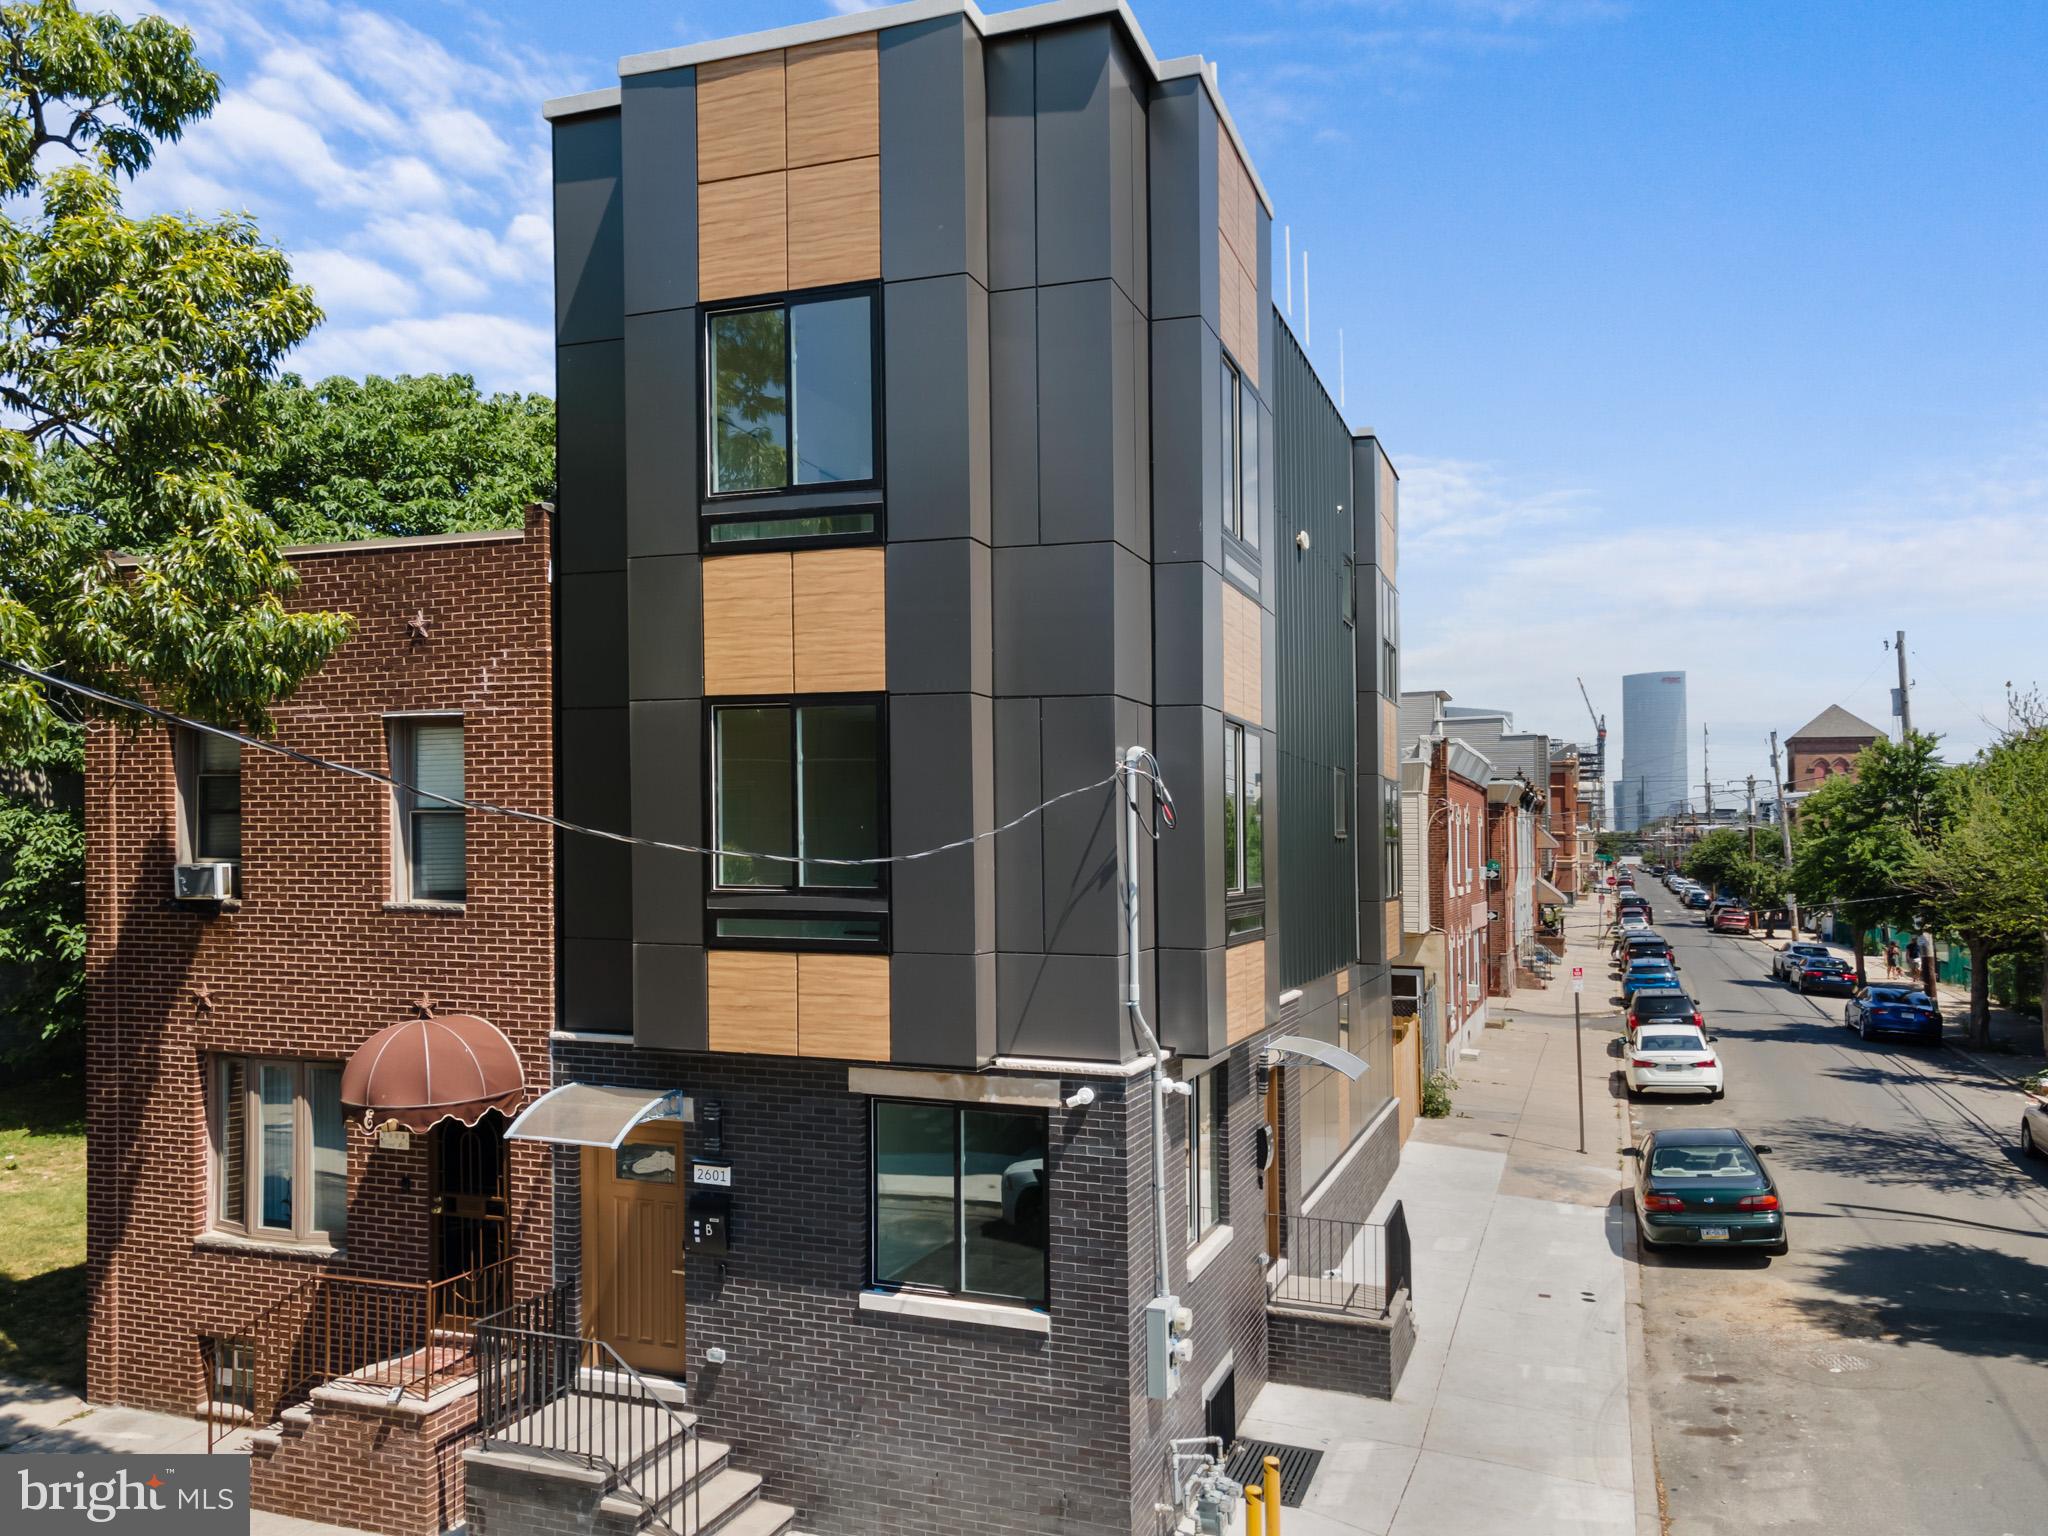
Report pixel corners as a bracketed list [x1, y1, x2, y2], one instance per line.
[1335, 968, 1350, 997]
[785, 34, 878, 169]
[1218, 254, 1254, 382]
[707, 949, 799, 1054]
[1383, 902, 1402, 965]
[796, 953, 890, 1060]
[1226, 942, 1267, 1045]
[1217, 142, 1260, 388]
[698, 171, 788, 302]
[1222, 581, 1263, 725]
[697, 51, 787, 183]
[787, 157, 880, 290]
[1381, 697, 1400, 779]
[792, 546, 886, 692]
[702, 551, 794, 694]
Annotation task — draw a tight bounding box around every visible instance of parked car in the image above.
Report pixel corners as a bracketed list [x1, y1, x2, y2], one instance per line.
[1713, 906, 1752, 933]
[1626, 989, 1705, 1035]
[1626, 1024, 1724, 1100]
[1844, 986, 1942, 1044]
[1772, 942, 1833, 982]
[1623, 960, 1682, 999]
[1618, 934, 1679, 972]
[1795, 957, 1857, 996]
[1683, 889, 1711, 909]
[2023, 1095, 2048, 1160]
[1633, 1128, 1787, 1254]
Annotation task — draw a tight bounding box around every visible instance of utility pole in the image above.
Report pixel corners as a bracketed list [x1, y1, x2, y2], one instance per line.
[1770, 731, 1798, 932]
[1895, 629, 1913, 736]
[1703, 726, 1713, 821]
[1746, 775, 1757, 859]
[1893, 631, 1937, 998]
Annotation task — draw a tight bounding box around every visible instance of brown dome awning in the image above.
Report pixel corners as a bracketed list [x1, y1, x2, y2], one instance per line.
[340, 1013, 526, 1134]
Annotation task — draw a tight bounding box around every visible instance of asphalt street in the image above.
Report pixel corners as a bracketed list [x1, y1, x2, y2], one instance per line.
[1617, 883, 2048, 1536]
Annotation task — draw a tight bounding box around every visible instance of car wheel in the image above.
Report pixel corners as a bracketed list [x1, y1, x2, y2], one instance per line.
[2024, 1121, 2043, 1160]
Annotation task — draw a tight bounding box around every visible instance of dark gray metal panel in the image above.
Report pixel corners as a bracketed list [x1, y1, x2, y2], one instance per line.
[1036, 279, 1115, 546]
[1253, 200, 1273, 407]
[1130, 282, 1150, 548]
[1154, 946, 1225, 1059]
[879, 16, 987, 285]
[883, 274, 991, 543]
[985, 35, 1036, 292]
[992, 542, 1112, 698]
[995, 950, 1144, 1060]
[889, 693, 992, 956]
[1110, 284, 1140, 554]
[993, 697, 1043, 953]
[627, 554, 702, 702]
[561, 707, 630, 942]
[621, 69, 696, 316]
[630, 700, 703, 947]
[1152, 705, 1222, 952]
[563, 938, 632, 1034]
[625, 307, 699, 559]
[1112, 540, 1151, 707]
[633, 944, 707, 1053]
[1148, 316, 1221, 567]
[886, 539, 990, 696]
[553, 112, 623, 346]
[989, 287, 1039, 547]
[1032, 21, 1112, 287]
[1038, 693, 1122, 956]
[557, 340, 627, 574]
[559, 570, 627, 711]
[1151, 562, 1218, 710]
[890, 950, 995, 1068]
[1108, 37, 1148, 316]
[1145, 78, 1217, 325]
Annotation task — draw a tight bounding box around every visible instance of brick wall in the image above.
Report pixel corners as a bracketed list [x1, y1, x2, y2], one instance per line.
[84, 511, 556, 1419]
[1265, 1293, 1413, 1399]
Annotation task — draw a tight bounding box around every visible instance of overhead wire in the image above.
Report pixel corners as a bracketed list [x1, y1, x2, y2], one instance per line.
[0, 658, 1170, 870]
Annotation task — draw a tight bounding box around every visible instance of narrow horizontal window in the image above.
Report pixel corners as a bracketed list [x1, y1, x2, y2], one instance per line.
[714, 914, 885, 944]
[706, 511, 877, 545]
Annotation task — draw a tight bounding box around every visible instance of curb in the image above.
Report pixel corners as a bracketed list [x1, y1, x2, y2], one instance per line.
[1616, 1088, 1661, 1536]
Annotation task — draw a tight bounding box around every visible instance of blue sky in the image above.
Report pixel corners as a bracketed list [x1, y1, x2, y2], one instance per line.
[129, 0, 2047, 797]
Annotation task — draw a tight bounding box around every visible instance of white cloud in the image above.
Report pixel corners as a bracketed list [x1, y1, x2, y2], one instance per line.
[288, 312, 552, 394]
[293, 248, 419, 317]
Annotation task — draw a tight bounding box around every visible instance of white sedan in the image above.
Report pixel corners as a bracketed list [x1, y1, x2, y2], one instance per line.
[2023, 1095, 2048, 1160]
[1625, 1025, 1725, 1100]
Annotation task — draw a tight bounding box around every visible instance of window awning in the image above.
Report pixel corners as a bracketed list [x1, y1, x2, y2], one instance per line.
[340, 1013, 526, 1134]
[1535, 875, 1569, 905]
[1266, 1035, 1369, 1080]
[504, 1083, 687, 1149]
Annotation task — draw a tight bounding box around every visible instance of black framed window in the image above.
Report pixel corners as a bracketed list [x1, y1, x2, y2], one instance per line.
[187, 733, 241, 862]
[1238, 374, 1260, 551]
[1381, 579, 1399, 698]
[1186, 1068, 1224, 1244]
[1224, 720, 1265, 940]
[1383, 780, 1402, 900]
[705, 289, 881, 545]
[871, 1100, 1048, 1305]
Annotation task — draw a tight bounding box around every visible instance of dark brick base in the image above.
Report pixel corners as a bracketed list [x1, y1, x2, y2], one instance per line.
[1265, 1292, 1414, 1400]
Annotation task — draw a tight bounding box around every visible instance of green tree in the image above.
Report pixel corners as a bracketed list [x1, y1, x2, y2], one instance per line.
[1682, 829, 1748, 892]
[0, 724, 84, 1068]
[0, 0, 350, 752]
[238, 373, 555, 541]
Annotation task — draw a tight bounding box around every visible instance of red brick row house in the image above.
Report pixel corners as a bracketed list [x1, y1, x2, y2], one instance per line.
[83, 510, 556, 1535]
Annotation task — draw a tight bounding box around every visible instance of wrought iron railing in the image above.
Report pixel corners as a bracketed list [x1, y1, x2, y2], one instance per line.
[1268, 1202, 1412, 1317]
[202, 1258, 514, 1451]
[477, 1280, 703, 1536]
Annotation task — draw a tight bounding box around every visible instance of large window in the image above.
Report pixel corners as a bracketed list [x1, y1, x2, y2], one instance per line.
[1221, 359, 1260, 551]
[1224, 721, 1265, 939]
[706, 292, 878, 542]
[711, 700, 884, 946]
[872, 1101, 1047, 1305]
[389, 718, 465, 904]
[178, 730, 241, 864]
[1186, 1068, 1224, 1245]
[209, 1058, 347, 1245]
[1383, 780, 1402, 900]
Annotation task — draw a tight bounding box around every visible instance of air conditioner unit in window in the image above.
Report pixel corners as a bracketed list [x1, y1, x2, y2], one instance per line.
[174, 862, 234, 901]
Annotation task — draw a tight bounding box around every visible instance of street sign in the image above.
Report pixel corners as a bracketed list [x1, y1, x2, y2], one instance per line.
[1571, 966, 1583, 979]
[1572, 978, 1583, 993]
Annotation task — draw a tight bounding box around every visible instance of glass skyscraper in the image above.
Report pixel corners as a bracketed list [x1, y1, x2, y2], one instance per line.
[1615, 671, 1688, 831]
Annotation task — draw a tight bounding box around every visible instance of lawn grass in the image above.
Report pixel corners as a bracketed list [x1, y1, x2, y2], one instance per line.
[0, 1069, 86, 1391]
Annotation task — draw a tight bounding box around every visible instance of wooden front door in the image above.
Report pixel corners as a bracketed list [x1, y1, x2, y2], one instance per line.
[583, 1123, 686, 1377]
[1263, 1065, 1283, 1262]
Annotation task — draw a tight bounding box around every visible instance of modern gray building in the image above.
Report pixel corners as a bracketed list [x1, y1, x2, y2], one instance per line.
[1615, 670, 1687, 830]
[474, 5, 1414, 1535]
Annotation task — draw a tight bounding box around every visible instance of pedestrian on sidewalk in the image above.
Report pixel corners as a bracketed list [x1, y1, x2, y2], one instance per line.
[1884, 939, 1900, 978]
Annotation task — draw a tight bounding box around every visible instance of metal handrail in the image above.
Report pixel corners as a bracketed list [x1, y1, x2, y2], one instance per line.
[1269, 1202, 1411, 1317]
[477, 1281, 702, 1536]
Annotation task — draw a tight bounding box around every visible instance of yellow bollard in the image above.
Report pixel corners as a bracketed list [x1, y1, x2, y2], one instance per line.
[1243, 1480, 1264, 1536]
[1263, 1455, 1282, 1536]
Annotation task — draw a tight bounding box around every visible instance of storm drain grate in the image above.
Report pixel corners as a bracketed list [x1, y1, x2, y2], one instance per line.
[1224, 1440, 1323, 1507]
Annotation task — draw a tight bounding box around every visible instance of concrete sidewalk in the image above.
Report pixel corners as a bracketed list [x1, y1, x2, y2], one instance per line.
[0, 1377, 362, 1536]
[1238, 901, 1640, 1536]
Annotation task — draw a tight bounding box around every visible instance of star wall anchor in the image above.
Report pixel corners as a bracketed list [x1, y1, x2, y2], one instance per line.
[412, 990, 436, 1018]
[405, 608, 431, 643]
[192, 981, 214, 1013]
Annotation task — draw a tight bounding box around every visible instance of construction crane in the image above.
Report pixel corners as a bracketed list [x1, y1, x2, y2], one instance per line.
[1577, 677, 1607, 832]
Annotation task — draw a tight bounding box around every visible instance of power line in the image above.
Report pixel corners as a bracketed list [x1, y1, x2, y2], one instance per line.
[2, 659, 1168, 870]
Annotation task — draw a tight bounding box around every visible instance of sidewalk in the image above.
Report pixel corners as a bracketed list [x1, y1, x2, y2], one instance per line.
[1237, 901, 1640, 1536]
[0, 1376, 361, 1536]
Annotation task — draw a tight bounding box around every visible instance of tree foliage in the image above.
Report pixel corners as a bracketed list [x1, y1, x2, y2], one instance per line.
[0, 724, 84, 1067]
[0, 0, 350, 752]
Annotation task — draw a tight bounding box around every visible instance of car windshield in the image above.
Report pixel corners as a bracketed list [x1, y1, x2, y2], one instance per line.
[1640, 1032, 1705, 1053]
[1649, 1143, 1761, 1179]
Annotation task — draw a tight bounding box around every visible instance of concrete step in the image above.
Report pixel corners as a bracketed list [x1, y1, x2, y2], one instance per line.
[604, 1465, 760, 1536]
[709, 1501, 797, 1536]
[577, 1364, 688, 1409]
[494, 1395, 697, 1464]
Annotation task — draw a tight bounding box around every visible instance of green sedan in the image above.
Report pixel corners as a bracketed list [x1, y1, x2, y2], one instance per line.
[1633, 1127, 1788, 1255]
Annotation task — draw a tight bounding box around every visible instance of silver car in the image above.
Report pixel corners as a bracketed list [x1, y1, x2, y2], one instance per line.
[2023, 1095, 2048, 1161]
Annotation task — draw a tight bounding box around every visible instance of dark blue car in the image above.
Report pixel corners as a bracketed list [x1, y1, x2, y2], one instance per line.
[1845, 985, 1942, 1043]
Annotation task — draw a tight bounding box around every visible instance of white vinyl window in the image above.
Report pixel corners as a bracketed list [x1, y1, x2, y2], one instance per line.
[209, 1057, 347, 1246]
[389, 717, 465, 904]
